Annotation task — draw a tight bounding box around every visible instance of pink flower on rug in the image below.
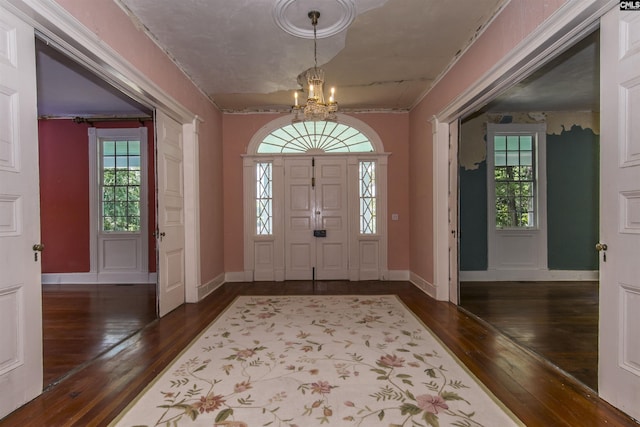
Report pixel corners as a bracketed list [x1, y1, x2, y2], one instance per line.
[258, 312, 274, 319]
[310, 380, 333, 395]
[416, 394, 449, 414]
[192, 393, 225, 413]
[235, 348, 256, 359]
[378, 354, 405, 368]
[234, 381, 252, 393]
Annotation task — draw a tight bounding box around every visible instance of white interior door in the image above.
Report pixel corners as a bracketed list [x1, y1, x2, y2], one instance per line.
[598, 7, 640, 419]
[284, 157, 348, 280]
[0, 7, 43, 418]
[156, 110, 185, 317]
[599, 8, 640, 420]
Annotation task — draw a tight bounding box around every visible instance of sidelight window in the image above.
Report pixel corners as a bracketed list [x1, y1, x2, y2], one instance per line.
[359, 161, 377, 234]
[256, 162, 273, 235]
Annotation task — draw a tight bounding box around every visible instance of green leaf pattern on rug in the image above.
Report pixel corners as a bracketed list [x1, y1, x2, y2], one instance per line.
[112, 296, 522, 427]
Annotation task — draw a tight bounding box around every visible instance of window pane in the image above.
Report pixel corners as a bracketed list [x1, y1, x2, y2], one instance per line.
[506, 152, 519, 166]
[103, 141, 115, 155]
[129, 156, 141, 169]
[258, 123, 374, 153]
[507, 135, 519, 151]
[519, 136, 532, 150]
[116, 141, 128, 155]
[494, 136, 506, 151]
[495, 152, 506, 166]
[128, 140, 141, 155]
[103, 156, 115, 168]
[520, 151, 532, 166]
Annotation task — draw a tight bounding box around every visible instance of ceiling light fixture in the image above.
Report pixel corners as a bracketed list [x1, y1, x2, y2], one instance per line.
[293, 11, 338, 122]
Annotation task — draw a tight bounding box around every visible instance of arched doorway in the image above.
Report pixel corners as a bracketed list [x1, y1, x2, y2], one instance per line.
[242, 114, 389, 281]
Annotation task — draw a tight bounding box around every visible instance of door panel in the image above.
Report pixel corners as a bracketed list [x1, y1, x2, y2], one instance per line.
[284, 157, 348, 280]
[316, 158, 348, 279]
[284, 159, 315, 279]
[156, 111, 185, 317]
[599, 8, 640, 420]
[0, 6, 42, 418]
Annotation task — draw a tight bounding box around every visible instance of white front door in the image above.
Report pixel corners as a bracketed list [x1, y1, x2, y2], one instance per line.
[598, 7, 640, 420]
[156, 110, 186, 316]
[284, 157, 348, 280]
[0, 6, 43, 418]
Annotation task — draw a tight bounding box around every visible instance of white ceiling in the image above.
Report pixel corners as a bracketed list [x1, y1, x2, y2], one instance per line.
[35, 0, 599, 118]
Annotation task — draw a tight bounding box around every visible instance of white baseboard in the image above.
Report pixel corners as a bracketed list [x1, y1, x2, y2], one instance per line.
[42, 272, 157, 284]
[459, 269, 599, 282]
[388, 270, 410, 280]
[225, 271, 250, 282]
[409, 272, 437, 298]
[197, 273, 225, 301]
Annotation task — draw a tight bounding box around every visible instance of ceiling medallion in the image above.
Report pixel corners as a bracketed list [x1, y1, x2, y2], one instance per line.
[292, 11, 338, 122]
[273, 0, 356, 39]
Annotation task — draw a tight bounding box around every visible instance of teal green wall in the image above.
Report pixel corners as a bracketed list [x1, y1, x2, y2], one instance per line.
[459, 162, 487, 270]
[459, 124, 599, 271]
[546, 125, 599, 270]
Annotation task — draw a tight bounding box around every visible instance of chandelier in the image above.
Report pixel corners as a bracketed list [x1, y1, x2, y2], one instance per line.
[293, 11, 338, 122]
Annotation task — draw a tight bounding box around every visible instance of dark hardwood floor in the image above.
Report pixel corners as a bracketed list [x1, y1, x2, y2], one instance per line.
[459, 281, 599, 391]
[42, 283, 156, 387]
[3, 281, 636, 426]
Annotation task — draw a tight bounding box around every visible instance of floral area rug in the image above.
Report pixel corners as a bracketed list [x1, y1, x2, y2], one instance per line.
[110, 295, 523, 427]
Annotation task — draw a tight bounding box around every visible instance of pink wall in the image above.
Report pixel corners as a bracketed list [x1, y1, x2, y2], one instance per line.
[408, 0, 567, 283]
[54, 0, 225, 284]
[222, 112, 410, 273]
[38, 119, 156, 273]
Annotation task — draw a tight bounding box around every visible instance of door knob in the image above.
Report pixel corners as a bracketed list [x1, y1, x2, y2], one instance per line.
[595, 242, 608, 252]
[32, 243, 44, 262]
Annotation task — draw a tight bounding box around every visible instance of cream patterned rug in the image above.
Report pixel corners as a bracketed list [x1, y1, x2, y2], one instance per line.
[111, 295, 523, 426]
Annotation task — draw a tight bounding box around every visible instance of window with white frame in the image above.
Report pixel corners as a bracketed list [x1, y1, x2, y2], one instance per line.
[256, 162, 273, 235]
[490, 130, 537, 229]
[359, 160, 376, 234]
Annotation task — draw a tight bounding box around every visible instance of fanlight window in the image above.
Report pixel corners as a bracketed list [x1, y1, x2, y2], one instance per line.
[258, 121, 374, 153]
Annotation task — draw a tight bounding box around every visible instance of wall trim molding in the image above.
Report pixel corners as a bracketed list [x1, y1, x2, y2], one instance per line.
[388, 270, 410, 281]
[410, 272, 437, 298]
[460, 269, 599, 282]
[42, 272, 157, 284]
[197, 273, 225, 301]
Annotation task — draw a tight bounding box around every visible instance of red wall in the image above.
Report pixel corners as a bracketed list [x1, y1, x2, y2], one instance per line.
[38, 119, 156, 273]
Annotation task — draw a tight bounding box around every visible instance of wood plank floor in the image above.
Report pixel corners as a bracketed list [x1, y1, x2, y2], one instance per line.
[3, 281, 637, 426]
[42, 283, 156, 387]
[459, 281, 599, 391]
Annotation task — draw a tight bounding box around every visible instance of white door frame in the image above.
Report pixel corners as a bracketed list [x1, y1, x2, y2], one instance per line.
[431, 0, 614, 302]
[88, 127, 150, 283]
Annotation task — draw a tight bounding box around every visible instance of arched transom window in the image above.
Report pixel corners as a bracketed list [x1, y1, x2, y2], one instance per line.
[257, 121, 375, 154]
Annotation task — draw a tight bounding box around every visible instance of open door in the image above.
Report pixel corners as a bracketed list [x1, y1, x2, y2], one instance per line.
[598, 7, 640, 420]
[0, 6, 42, 417]
[155, 110, 186, 317]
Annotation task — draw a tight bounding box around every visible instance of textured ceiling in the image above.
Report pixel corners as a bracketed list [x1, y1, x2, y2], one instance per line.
[35, 1, 600, 118]
[115, 0, 507, 112]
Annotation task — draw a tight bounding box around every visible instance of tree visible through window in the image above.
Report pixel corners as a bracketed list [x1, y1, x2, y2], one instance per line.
[101, 139, 141, 232]
[493, 134, 535, 228]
